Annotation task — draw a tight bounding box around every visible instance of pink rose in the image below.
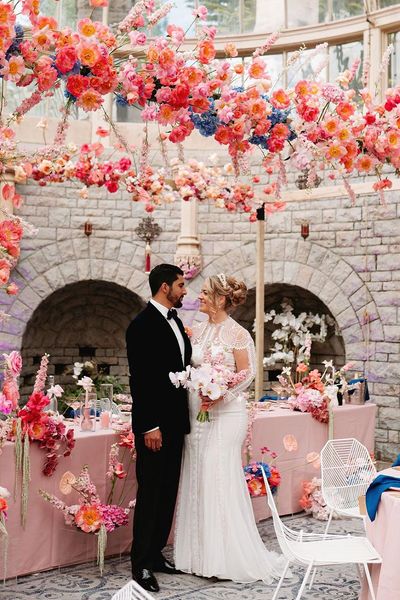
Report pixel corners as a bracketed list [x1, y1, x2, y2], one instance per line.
[0, 259, 11, 285]
[6, 283, 18, 295]
[128, 31, 147, 46]
[4, 351, 22, 377]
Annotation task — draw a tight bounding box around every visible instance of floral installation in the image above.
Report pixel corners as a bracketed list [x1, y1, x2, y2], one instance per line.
[277, 360, 353, 425]
[174, 256, 201, 281]
[0, 352, 75, 525]
[0, 0, 399, 211]
[261, 299, 337, 368]
[243, 447, 281, 497]
[169, 344, 249, 422]
[299, 477, 335, 521]
[40, 431, 135, 574]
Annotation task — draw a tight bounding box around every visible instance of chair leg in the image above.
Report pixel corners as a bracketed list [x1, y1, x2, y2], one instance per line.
[296, 562, 313, 600]
[363, 563, 376, 600]
[272, 560, 290, 600]
[308, 565, 316, 590]
[323, 509, 333, 537]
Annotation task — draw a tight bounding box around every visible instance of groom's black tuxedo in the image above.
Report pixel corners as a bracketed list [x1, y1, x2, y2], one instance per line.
[126, 301, 192, 573]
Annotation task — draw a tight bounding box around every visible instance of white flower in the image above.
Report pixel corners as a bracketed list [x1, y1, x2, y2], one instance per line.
[47, 384, 64, 399]
[77, 376, 93, 392]
[0, 486, 10, 499]
[201, 382, 222, 401]
[324, 385, 338, 406]
[73, 362, 84, 379]
[323, 360, 334, 370]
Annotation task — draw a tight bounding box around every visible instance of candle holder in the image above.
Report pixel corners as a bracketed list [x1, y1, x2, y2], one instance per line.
[135, 217, 162, 274]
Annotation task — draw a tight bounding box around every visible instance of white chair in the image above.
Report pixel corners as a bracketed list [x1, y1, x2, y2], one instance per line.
[320, 438, 377, 535]
[261, 466, 381, 600]
[111, 580, 155, 600]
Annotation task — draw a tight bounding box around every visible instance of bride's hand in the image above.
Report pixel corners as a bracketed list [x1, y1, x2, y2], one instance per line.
[199, 393, 222, 411]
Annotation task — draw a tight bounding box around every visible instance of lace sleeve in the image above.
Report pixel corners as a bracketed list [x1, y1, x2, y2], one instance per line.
[224, 326, 256, 404]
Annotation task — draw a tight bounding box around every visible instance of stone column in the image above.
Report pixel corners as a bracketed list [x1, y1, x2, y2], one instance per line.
[174, 199, 202, 278]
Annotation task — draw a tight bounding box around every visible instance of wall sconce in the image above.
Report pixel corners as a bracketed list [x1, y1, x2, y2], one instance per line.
[84, 221, 93, 237]
[301, 222, 310, 240]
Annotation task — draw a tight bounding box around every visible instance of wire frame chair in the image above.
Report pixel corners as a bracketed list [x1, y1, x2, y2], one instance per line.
[320, 438, 377, 535]
[260, 466, 381, 600]
[111, 580, 155, 600]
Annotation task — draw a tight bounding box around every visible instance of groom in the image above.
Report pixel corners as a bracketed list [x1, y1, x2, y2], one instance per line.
[126, 264, 192, 592]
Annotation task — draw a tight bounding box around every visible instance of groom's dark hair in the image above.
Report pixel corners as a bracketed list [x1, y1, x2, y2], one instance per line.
[149, 264, 184, 296]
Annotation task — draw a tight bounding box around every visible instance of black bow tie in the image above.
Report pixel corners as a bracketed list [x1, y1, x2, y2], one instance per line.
[167, 308, 178, 320]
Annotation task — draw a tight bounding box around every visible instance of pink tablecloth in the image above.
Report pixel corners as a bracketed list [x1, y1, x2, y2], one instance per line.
[249, 403, 376, 521]
[359, 468, 400, 600]
[0, 426, 136, 580]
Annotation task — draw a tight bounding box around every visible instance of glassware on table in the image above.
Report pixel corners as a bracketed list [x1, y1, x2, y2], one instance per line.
[80, 391, 97, 432]
[99, 398, 111, 429]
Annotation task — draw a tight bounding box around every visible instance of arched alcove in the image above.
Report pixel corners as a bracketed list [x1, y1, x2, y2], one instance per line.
[20, 280, 145, 398]
[233, 283, 346, 388]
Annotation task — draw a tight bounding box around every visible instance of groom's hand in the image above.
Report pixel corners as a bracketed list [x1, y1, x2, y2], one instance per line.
[144, 429, 162, 451]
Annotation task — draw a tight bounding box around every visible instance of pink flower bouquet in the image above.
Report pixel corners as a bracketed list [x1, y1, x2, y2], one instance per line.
[169, 345, 248, 422]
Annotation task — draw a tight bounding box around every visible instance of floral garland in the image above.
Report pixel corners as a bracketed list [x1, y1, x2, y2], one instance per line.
[0, 486, 10, 581]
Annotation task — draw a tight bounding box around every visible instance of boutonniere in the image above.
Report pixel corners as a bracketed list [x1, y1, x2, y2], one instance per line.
[184, 326, 192, 338]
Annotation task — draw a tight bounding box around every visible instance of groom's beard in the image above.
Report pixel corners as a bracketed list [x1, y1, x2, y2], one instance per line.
[167, 291, 184, 309]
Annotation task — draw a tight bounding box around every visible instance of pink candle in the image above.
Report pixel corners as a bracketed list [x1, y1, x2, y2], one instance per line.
[100, 411, 110, 429]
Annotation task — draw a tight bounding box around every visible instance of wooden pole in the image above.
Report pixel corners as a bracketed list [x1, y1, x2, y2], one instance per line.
[255, 204, 265, 401]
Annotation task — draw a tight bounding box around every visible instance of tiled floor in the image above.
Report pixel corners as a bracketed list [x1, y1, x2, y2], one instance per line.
[0, 513, 364, 600]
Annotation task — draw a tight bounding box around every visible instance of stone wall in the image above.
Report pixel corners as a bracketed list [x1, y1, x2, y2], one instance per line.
[1, 164, 399, 459]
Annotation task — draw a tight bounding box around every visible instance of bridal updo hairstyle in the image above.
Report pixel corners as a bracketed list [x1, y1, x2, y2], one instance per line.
[206, 274, 248, 313]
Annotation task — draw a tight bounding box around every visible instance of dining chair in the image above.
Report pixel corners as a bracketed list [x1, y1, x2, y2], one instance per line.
[111, 580, 155, 600]
[261, 465, 381, 600]
[320, 438, 376, 535]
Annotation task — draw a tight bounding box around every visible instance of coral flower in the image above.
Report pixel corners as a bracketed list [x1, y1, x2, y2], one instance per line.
[271, 88, 290, 109]
[78, 44, 100, 68]
[248, 58, 266, 79]
[75, 504, 102, 533]
[78, 18, 96, 38]
[0, 498, 8, 514]
[77, 89, 104, 112]
[387, 129, 400, 148]
[198, 40, 216, 64]
[0, 259, 11, 285]
[336, 101, 355, 120]
[356, 155, 374, 172]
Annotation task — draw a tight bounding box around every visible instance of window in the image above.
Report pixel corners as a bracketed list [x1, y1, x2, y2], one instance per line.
[329, 40, 364, 91]
[388, 32, 400, 88]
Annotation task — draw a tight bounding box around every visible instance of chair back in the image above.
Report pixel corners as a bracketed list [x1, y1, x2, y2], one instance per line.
[321, 438, 376, 511]
[260, 466, 300, 563]
[111, 580, 155, 600]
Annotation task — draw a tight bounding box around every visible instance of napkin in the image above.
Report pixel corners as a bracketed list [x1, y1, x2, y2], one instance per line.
[366, 474, 400, 521]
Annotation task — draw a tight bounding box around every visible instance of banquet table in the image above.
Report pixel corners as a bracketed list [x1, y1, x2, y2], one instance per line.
[0, 426, 136, 581]
[250, 403, 376, 521]
[0, 403, 375, 580]
[359, 467, 400, 600]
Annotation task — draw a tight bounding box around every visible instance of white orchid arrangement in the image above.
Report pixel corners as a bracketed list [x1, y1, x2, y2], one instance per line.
[259, 299, 337, 367]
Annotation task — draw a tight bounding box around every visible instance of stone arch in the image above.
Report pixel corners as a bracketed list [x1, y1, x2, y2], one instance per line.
[190, 238, 384, 366]
[0, 237, 158, 352]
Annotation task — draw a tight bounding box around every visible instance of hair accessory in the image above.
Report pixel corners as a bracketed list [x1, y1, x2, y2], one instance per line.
[217, 273, 227, 287]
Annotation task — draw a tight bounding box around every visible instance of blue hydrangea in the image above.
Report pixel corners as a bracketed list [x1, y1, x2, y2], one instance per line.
[5, 24, 24, 60]
[190, 110, 220, 137]
[249, 135, 268, 149]
[115, 93, 129, 107]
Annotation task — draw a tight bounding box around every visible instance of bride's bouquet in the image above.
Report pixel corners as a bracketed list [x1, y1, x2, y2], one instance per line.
[169, 346, 248, 422]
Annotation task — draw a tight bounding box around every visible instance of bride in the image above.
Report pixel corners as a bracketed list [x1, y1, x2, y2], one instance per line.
[174, 273, 285, 583]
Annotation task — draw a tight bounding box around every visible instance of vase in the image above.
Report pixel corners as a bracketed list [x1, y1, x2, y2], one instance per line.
[80, 391, 97, 432]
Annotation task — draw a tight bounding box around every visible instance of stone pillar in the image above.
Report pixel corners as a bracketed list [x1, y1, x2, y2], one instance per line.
[174, 199, 202, 278]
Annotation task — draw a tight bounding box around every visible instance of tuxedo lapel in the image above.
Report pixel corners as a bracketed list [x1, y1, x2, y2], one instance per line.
[146, 303, 185, 367]
[174, 314, 192, 367]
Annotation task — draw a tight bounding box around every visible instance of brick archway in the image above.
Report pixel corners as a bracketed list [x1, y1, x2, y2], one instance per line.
[0, 237, 157, 352]
[190, 238, 384, 366]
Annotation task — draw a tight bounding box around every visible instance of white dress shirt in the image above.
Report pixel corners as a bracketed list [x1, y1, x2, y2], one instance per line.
[144, 299, 185, 434]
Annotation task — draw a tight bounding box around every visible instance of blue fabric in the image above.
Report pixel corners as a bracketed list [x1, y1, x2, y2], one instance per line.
[259, 394, 279, 402]
[365, 474, 400, 521]
[392, 454, 400, 467]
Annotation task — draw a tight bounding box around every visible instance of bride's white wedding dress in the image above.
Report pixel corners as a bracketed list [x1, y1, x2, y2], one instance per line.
[174, 316, 285, 583]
